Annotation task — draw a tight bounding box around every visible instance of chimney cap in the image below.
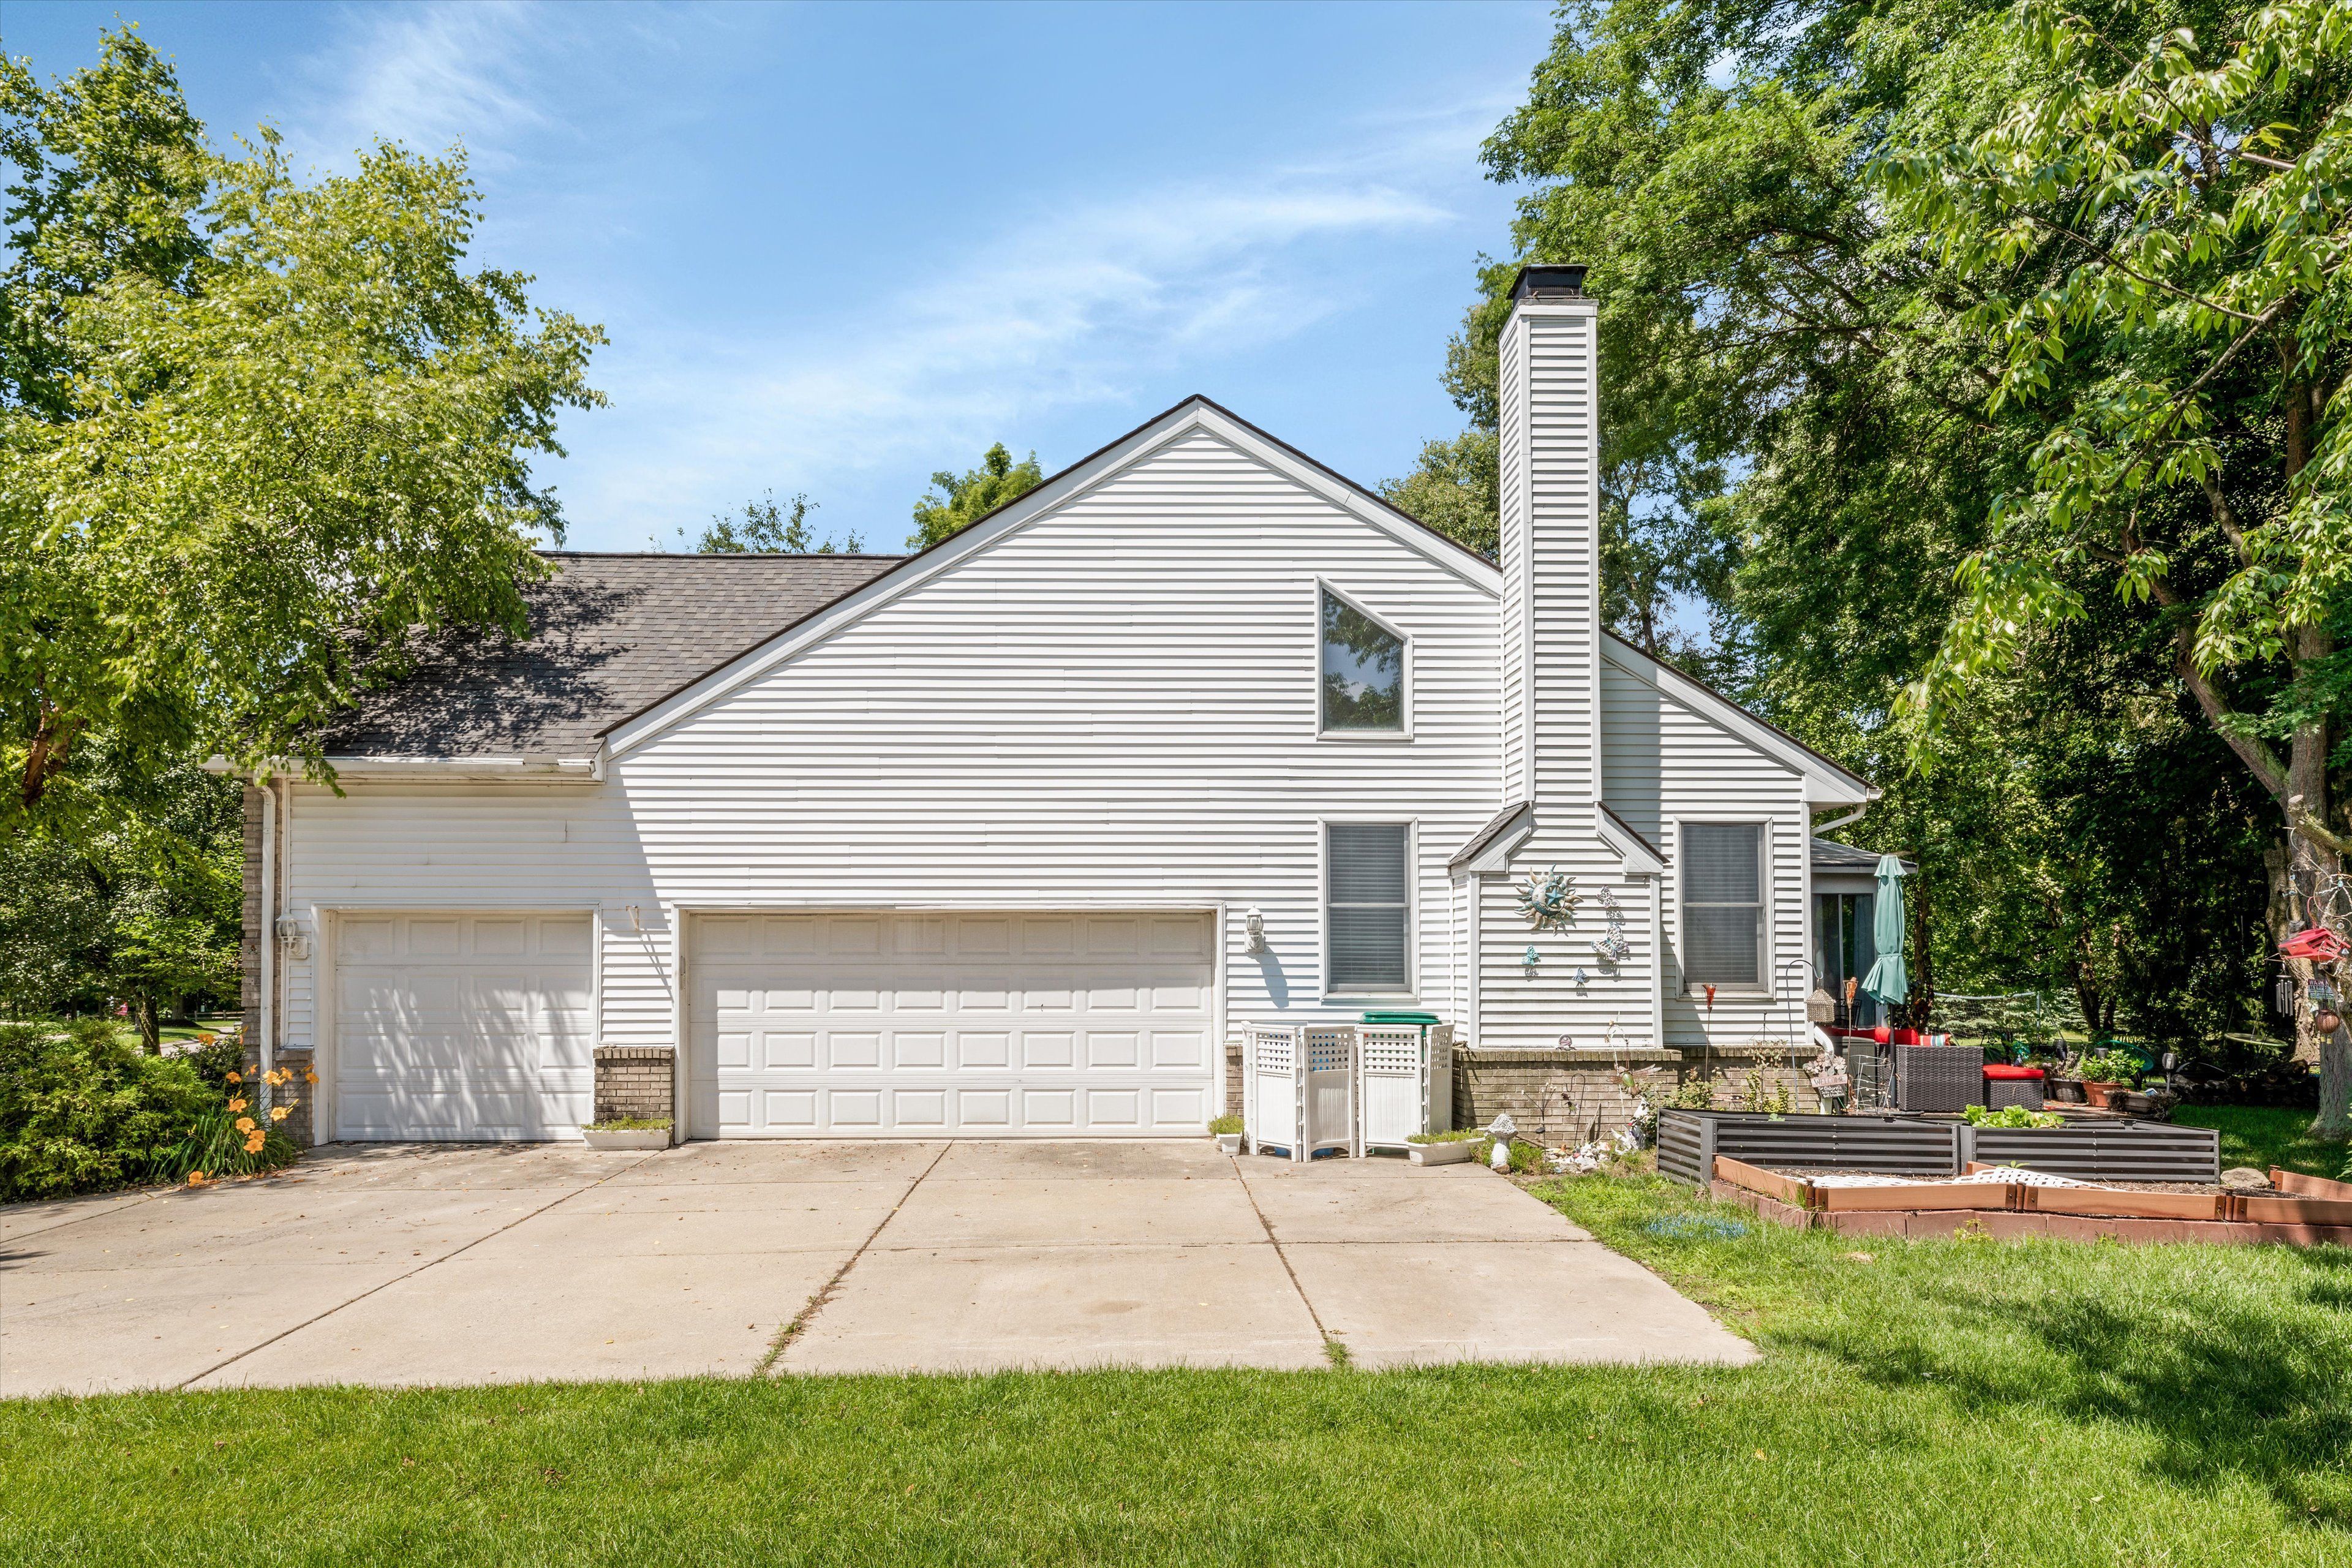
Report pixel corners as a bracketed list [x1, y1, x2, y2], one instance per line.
[1509, 263, 1589, 302]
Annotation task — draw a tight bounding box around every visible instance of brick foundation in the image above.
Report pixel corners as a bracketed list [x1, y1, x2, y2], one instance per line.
[595, 1046, 676, 1128]
[1224, 1035, 1243, 1120]
[1452, 1044, 1838, 1142]
[1453, 1047, 1686, 1142]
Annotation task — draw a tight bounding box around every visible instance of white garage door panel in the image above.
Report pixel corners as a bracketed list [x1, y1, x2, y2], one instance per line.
[690, 912, 1214, 1138]
[336, 914, 594, 1140]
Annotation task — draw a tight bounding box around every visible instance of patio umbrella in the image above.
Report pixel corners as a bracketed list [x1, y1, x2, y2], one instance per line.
[1860, 854, 1909, 1008]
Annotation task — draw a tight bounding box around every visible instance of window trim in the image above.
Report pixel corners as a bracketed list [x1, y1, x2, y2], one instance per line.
[1313, 579, 1413, 742]
[1319, 816, 1417, 1000]
[1674, 816, 1772, 996]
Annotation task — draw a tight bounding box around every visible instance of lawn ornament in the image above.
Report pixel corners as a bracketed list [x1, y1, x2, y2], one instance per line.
[2280, 926, 2351, 964]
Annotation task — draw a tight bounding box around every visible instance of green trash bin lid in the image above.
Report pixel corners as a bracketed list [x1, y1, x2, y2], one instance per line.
[1360, 1009, 1441, 1025]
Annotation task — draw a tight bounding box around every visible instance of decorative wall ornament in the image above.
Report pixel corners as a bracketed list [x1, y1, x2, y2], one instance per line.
[1591, 887, 1632, 963]
[1515, 867, 1580, 931]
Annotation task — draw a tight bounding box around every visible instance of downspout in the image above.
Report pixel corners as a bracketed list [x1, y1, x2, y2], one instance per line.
[1649, 873, 1667, 1052]
[1812, 797, 1875, 837]
[257, 778, 277, 1093]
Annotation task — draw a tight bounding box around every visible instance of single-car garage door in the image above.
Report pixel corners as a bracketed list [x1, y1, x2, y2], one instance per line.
[334, 913, 594, 1140]
[689, 911, 1214, 1137]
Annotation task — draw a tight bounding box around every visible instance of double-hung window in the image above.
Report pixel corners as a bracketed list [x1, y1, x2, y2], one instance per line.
[1681, 822, 1766, 989]
[1326, 823, 1411, 992]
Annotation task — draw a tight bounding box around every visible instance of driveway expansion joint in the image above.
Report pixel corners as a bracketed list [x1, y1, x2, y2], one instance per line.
[760, 1140, 952, 1375]
[167, 1147, 669, 1390]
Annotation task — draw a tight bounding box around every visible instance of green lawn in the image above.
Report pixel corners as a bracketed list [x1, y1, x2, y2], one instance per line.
[9, 1174, 2348, 1564]
[2173, 1104, 2349, 1178]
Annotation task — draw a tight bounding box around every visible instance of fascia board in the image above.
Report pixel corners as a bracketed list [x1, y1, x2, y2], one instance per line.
[1600, 635, 1875, 806]
[1596, 807, 1667, 875]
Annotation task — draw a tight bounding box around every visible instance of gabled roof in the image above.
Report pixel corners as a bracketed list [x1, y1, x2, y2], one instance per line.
[602, 394, 1502, 756]
[1447, 801, 1535, 874]
[1600, 633, 1875, 805]
[1597, 802, 1666, 873]
[322, 551, 900, 761]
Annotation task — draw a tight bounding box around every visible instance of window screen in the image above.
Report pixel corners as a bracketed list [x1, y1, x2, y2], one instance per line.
[1681, 822, 1763, 987]
[1321, 589, 1404, 731]
[1327, 823, 1409, 989]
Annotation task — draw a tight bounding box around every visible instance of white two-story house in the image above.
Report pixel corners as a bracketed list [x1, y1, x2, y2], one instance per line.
[239, 264, 1878, 1144]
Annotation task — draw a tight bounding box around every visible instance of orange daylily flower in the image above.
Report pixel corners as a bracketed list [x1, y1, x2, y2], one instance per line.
[227, 1097, 247, 1114]
[304, 1070, 318, 1085]
[244, 1135, 266, 1153]
[235, 1117, 256, 1134]
[270, 1106, 290, 1121]
[225, 1071, 241, 1084]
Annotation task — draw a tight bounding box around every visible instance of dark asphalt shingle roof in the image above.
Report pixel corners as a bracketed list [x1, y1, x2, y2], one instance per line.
[325, 551, 903, 760]
[1812, 838, 1913, 873]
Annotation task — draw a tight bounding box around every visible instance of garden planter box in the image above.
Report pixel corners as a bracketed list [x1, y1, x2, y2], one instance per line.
[1408, 1140, 1477, 1166]
[1216, 1133, 1242, 1156]
[582, 1128, 669, 1150]
[2082, 1080, 2124, 1108]
[2047, 1077, 2086, 1103]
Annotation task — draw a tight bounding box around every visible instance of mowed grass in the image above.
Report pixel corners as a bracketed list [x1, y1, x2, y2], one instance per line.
[4, 1175, 2348, 1566]
[2173, 1103, 2349, 1178]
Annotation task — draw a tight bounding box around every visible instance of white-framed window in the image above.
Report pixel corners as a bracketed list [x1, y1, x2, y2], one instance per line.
[1318, 584, 1408, 737]
[1325, 821, 1412, 993]
[1679, 821, 1766, 989]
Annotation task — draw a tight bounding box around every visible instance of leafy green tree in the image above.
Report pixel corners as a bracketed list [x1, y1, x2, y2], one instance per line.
[0, 28, 606, 829]
[1880, 1, 2352, 1125]
[908, 442, 1043, 549]
[680, 489, 862, 554]
[0, 748, 240, 1045]
[1379, 429, 1499, 560]
[1453, 0, 2294, 1058]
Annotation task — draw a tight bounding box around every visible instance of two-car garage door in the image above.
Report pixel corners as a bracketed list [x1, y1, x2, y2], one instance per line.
[688, 911, 1215, 1137]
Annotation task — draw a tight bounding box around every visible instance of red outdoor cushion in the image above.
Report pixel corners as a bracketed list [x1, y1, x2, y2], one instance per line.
[1982, 1065, 2045, 1081]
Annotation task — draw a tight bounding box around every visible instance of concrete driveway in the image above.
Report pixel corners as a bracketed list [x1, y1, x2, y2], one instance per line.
[2, 1140, 1753, 1393]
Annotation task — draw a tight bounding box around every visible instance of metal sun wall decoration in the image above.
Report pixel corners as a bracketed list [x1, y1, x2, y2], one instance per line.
[1515, 867, 1580, 931]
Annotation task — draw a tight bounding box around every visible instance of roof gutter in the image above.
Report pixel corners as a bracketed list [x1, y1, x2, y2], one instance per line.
[202, 754, 603, 782]
[1811, 796, 1876, 837]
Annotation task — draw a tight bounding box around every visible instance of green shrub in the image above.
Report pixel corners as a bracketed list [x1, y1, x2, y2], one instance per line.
[1406, 1128, 1483, 1144]
[2076, 1049, 2143, 1084]
[583, 1117, 671, 1132]
[0, 1019, 300, 1199]
[1207, 1114, 1243, 1136]
[181, 1033, 244, 1089]
[0, 1019, 210, 1200]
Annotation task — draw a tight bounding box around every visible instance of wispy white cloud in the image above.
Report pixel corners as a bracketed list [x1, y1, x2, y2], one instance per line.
[571, 163, 1469, 536]
[268, 4, 1513, 548]
[277, 0, 560, 171]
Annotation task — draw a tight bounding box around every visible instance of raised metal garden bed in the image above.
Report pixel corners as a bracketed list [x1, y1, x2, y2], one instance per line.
[1657, 1109, 2220, 1185]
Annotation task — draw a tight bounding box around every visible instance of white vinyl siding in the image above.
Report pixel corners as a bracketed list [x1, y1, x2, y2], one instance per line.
[270, 419, 1502, 1136]
[1679, 823, 1765, 988]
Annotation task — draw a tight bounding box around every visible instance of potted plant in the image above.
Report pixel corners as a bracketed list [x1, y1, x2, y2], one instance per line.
[1405, 1128, 1482, 1166]
[581, 1117, 670, 1150]
[1209, 1114, 1243, 1155]
[2074, 1050, 2140, 1109]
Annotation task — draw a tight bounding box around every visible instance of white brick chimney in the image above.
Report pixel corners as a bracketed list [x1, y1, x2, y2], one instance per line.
[1496, 263, 1601, 817]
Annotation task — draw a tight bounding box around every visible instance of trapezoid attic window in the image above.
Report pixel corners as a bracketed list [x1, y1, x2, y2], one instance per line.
[1319, 587, 1405, 734]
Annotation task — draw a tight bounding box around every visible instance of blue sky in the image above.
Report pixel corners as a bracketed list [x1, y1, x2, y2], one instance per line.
[8, 1, 1555, 554]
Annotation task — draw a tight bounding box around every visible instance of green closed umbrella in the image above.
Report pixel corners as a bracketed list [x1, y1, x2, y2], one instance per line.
[1861, 854, 1909, 1008]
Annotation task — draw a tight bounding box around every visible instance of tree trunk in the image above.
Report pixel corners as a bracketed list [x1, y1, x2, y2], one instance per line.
[1907, 867, 1936, 1028]
[2288, 611, 2347, 1136]
[135, 994, 160, 1055]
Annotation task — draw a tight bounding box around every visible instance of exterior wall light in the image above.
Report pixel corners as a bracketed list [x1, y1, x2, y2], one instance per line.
[1243, 907, 1268, 954]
